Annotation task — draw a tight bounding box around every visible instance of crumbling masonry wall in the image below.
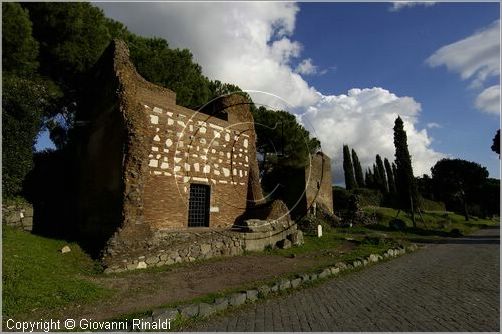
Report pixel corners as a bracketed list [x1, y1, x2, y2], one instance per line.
[76, 40, 266, 267]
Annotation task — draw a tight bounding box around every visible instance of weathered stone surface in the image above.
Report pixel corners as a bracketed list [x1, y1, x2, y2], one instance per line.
[330, 267, 340, 275]
[152, 308, 179, 322]
[276, 239, 292, 249]
[179, 304, 199, 318]
[198, 303, 216, 317]
[319, 268, 331, 278]
[300, 273, 310, 282]
[279, 279, 291, 291]
[246, 289, 259, 301]
[291, 278, 302, 288]
[368, 254, 379, 263]
[228, 293, 247, 307]
[200, 244, 211, 255]
[270, 284, 279, 292]
[335, 262, 347, 270]
[310, 273, 319, 281]
[146, 256, 159, 265]
[213, 297, 229, 312]
[136, 261, 147, 269]
[61, 245, 71, 253]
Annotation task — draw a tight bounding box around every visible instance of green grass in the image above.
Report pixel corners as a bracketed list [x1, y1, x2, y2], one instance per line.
[362, 206, 498, 239]
[2, 225, 110, 317]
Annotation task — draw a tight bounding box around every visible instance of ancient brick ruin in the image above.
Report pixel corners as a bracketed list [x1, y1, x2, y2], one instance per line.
[74, 40, 304, 272]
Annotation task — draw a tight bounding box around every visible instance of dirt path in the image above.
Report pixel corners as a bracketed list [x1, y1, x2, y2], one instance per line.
[46, 251, 344, 321]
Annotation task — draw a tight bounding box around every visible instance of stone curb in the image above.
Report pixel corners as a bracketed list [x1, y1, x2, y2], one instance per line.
[139, 243, 419, 326]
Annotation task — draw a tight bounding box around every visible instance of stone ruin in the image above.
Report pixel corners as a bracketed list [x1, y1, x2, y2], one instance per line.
[74, 40, 303, 273]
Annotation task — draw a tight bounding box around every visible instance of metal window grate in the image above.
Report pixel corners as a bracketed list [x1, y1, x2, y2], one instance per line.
[188, 184, 210, 227]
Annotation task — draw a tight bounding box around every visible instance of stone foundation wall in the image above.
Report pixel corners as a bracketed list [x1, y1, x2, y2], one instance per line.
[2, 203, 33, 231]
[103, 221, 302, 273]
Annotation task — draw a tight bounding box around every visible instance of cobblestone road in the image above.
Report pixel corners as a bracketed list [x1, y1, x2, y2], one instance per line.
[188, 228, 500, 331]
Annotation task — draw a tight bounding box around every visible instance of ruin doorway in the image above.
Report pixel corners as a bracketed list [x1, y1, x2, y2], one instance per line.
[188, 184, 210, 227]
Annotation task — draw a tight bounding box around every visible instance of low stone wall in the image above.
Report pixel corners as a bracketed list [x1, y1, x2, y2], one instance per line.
[2, 203, 33, 231]
[116, 244, 419, 329]
[103, 220, 303, 274]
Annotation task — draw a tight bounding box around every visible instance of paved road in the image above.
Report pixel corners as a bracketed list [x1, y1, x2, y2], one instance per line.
[187, 228, 500, 331]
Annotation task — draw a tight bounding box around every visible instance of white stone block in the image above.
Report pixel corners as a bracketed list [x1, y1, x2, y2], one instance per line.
[317, 225, 323, 238]
[153, 135, 160, 141]
[152, 146, 159, 152]
[153, 107, 163, 113]
[160, 162, 169, 169]
[167, 118, 174, 125]
[222, 168, 230, 177]
[150, 115, 159, 124]
[149, 159, 159, 168]
[243, 139, 249, 148]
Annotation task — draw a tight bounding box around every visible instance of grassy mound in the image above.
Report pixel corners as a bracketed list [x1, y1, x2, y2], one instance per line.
[2, 225, 109, 317]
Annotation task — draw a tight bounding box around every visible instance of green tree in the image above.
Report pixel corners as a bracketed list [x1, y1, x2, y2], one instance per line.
[2, 75, 61, 197]
[393, 116, 419, 227]
[384, 158, 396, 194]
[375, 154, 388, 193]
[343, 145, 357, 190]
[351, 149, 365, 188]
[491, 129, 500, 156]
[365, 168, 375, 189]
[431, 158, 489, 221]
[2, 3, 61, 197]
[2, 3, 39, 76]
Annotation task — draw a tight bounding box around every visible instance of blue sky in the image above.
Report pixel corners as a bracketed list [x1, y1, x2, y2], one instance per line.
[292, 2, 500, 178]
[39, 2, 500, 181]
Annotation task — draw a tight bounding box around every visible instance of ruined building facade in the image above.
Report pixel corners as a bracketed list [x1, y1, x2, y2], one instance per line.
[74, 40, 303, 272]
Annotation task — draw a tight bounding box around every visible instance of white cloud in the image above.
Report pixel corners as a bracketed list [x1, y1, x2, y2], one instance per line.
[475, 85, 501, 115]
[427, 20, 500, 114]
[98, 3, 445, 182]
[426, 122, 442, 129]
[295, 58, 318, 75]
[97, 2, 319, 110]
[390, 2, 436, 12]
[303, 88, 445, 181]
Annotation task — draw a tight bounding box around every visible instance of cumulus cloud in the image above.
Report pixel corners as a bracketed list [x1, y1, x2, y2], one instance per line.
[97, 2, 319, 110]
[98, 2, 445, 181]
[475, 85, 501, 115]
[389, 2, 436, 12]
[303, 88, 445, 180]
[427, 20, 500, 114]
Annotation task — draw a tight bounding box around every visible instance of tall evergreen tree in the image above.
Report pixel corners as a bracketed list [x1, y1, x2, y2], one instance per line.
[375, 154, 388, 193]
[351, 149, 365, 188]
[365, 168, 374, 189]
[343, 145, 357, 190]
[372, 164, 381, 191]
[384, 158, 397, 194]
[393, 116, 419, 227]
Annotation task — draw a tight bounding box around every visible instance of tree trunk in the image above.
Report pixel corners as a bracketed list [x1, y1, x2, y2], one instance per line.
[410, 194, 416, 228]
[463, 197, 469, 221]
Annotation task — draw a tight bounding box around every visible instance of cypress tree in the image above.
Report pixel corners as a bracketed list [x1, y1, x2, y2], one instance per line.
[352, 149, 365, 188]
[365, 168, 374, 189]
[343, 144, 357, 190]
[372, 164, 380, 191]
[384, 158, 397, 194]
[376, 154, 388, 193]
[393, 116, 419, 227]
